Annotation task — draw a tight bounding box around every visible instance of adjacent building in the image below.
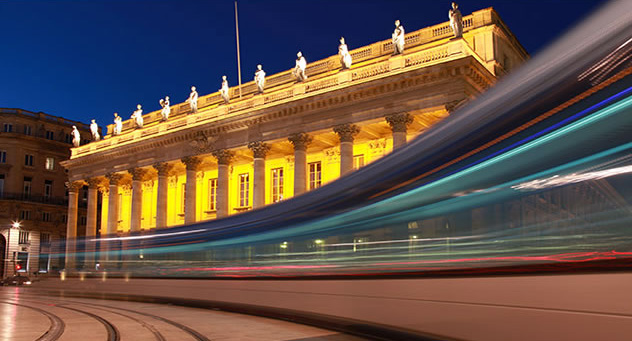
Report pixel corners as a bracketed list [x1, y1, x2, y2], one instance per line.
[0, 108, 93, 278]
[62, 8, 528, 267]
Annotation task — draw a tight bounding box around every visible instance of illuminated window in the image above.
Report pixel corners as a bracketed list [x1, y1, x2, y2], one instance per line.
[0, 150, 6, 163]
[271, 168, 284, 203]
[180, 183, 186, 214]
[309, 162, 321, 190]
[24, 154, 33, 166]
[45, 157, 55, 170]
[239, 173, 249, 207]
[353, 154, 365, 170]
[3, 123, 12, 133]
[118, 193, 123, 226]
[208, 178, 217, 211]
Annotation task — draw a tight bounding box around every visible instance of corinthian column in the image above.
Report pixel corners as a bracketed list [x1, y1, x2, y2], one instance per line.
[105, 173, 122, 236]
[65, 181, 83, 271]
[385, 113, 413, 149]
[333, 124, 360, 176]
[152, 162, 172, 229]
[212, 149, 234, 218]
[288, 133, 312, 196]
[248, 141, 270, 209]
[85, 178, 100, 268]
[181, 156, 202, 224]
[128, 168, 146, 232]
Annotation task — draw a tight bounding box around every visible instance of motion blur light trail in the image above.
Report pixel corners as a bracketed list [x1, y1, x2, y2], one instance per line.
[56, 1, 632, 280]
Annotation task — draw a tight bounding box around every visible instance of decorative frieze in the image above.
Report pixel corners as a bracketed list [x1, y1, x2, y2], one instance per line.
[120, 183, 132, 195]
[212, 149, 235, 165]
[168, 176, 178, 188]
[333, 124, 360, 142]
[385, 113, 413, 132]
[324, 147, 340, 163]
[142, 180, 154, 190]
[248, 141, 270, 159]
[181, 156, 202, 171]
[153, 162, 173, 177]
[189, 131, 218, 154]
[288, 132, 313, 151]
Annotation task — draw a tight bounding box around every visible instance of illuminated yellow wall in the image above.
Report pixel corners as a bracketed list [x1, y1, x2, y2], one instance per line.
[230, 163, 253, 213]
[101, 191, 108, 233]
[119, 190, 131, 232]
[199, 169, 218, 221]
[141, 181, 157, 230]
[167, 175, 186, 226]
[264, 156, 293, 205]
[101, 135, 399, 231]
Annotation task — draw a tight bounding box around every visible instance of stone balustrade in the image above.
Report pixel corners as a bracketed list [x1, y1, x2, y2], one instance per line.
[73, 37, 474, 158]
[90, 9, 494, 145]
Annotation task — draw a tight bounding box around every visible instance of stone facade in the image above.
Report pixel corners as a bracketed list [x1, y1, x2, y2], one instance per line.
[61, 8, 528, 264]
[0, 108, 94, 277]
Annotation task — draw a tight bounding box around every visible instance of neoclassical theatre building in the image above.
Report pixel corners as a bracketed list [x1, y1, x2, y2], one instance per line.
[62, 8, 527, 255]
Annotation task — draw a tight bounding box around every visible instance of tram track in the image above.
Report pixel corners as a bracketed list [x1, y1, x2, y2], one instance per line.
[0, 300, 65, 341]
[13, 294, 211, 341]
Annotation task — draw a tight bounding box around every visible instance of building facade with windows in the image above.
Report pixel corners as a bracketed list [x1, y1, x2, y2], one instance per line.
[0, 108, 93, 278]
[62, 8, 528, 266]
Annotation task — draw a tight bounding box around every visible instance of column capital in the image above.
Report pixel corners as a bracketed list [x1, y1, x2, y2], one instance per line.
[333, 123, 360, 143]
[212, 149, 235, 165]
[65, 181, 83, 192]
[385, 113, 413, 132]
[128, 167, 148, 181]
[248, 141, 270, 159]
[153, 162, 173, 176]
[86, 177, 101, 189]
[105, 172, 123, 186]
[288, 132, 312, 151]
[181, 155, 202, 171]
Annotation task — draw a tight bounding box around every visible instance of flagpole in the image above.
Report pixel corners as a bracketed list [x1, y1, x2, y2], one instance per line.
[235, 1, 242, 99]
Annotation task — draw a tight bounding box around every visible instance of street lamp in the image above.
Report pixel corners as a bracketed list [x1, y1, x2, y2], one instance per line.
[4, 221, 21, 276]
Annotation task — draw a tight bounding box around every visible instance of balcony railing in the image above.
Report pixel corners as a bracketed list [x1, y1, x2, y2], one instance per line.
[0, 192, 86, 208]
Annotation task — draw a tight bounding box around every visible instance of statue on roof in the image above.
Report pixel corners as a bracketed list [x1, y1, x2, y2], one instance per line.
[254, 64, 266, 93]
[159, 96, 171, 121]
[449, 2, 463, 38]
[219, 76, 230, 103]
[90, 119, 100, 141]
[71, 126, 80, 147]
[187, 86, 199, 113]
[392, 20, 405, 55]
[339, 37, 353, 69]
[131, 104, 143, 129]
[113, 113, 122, 135]
[293, 51, 307, 82]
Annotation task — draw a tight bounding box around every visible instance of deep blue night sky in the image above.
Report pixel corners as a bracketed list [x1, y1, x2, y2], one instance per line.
[0, 0, 604, 128]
